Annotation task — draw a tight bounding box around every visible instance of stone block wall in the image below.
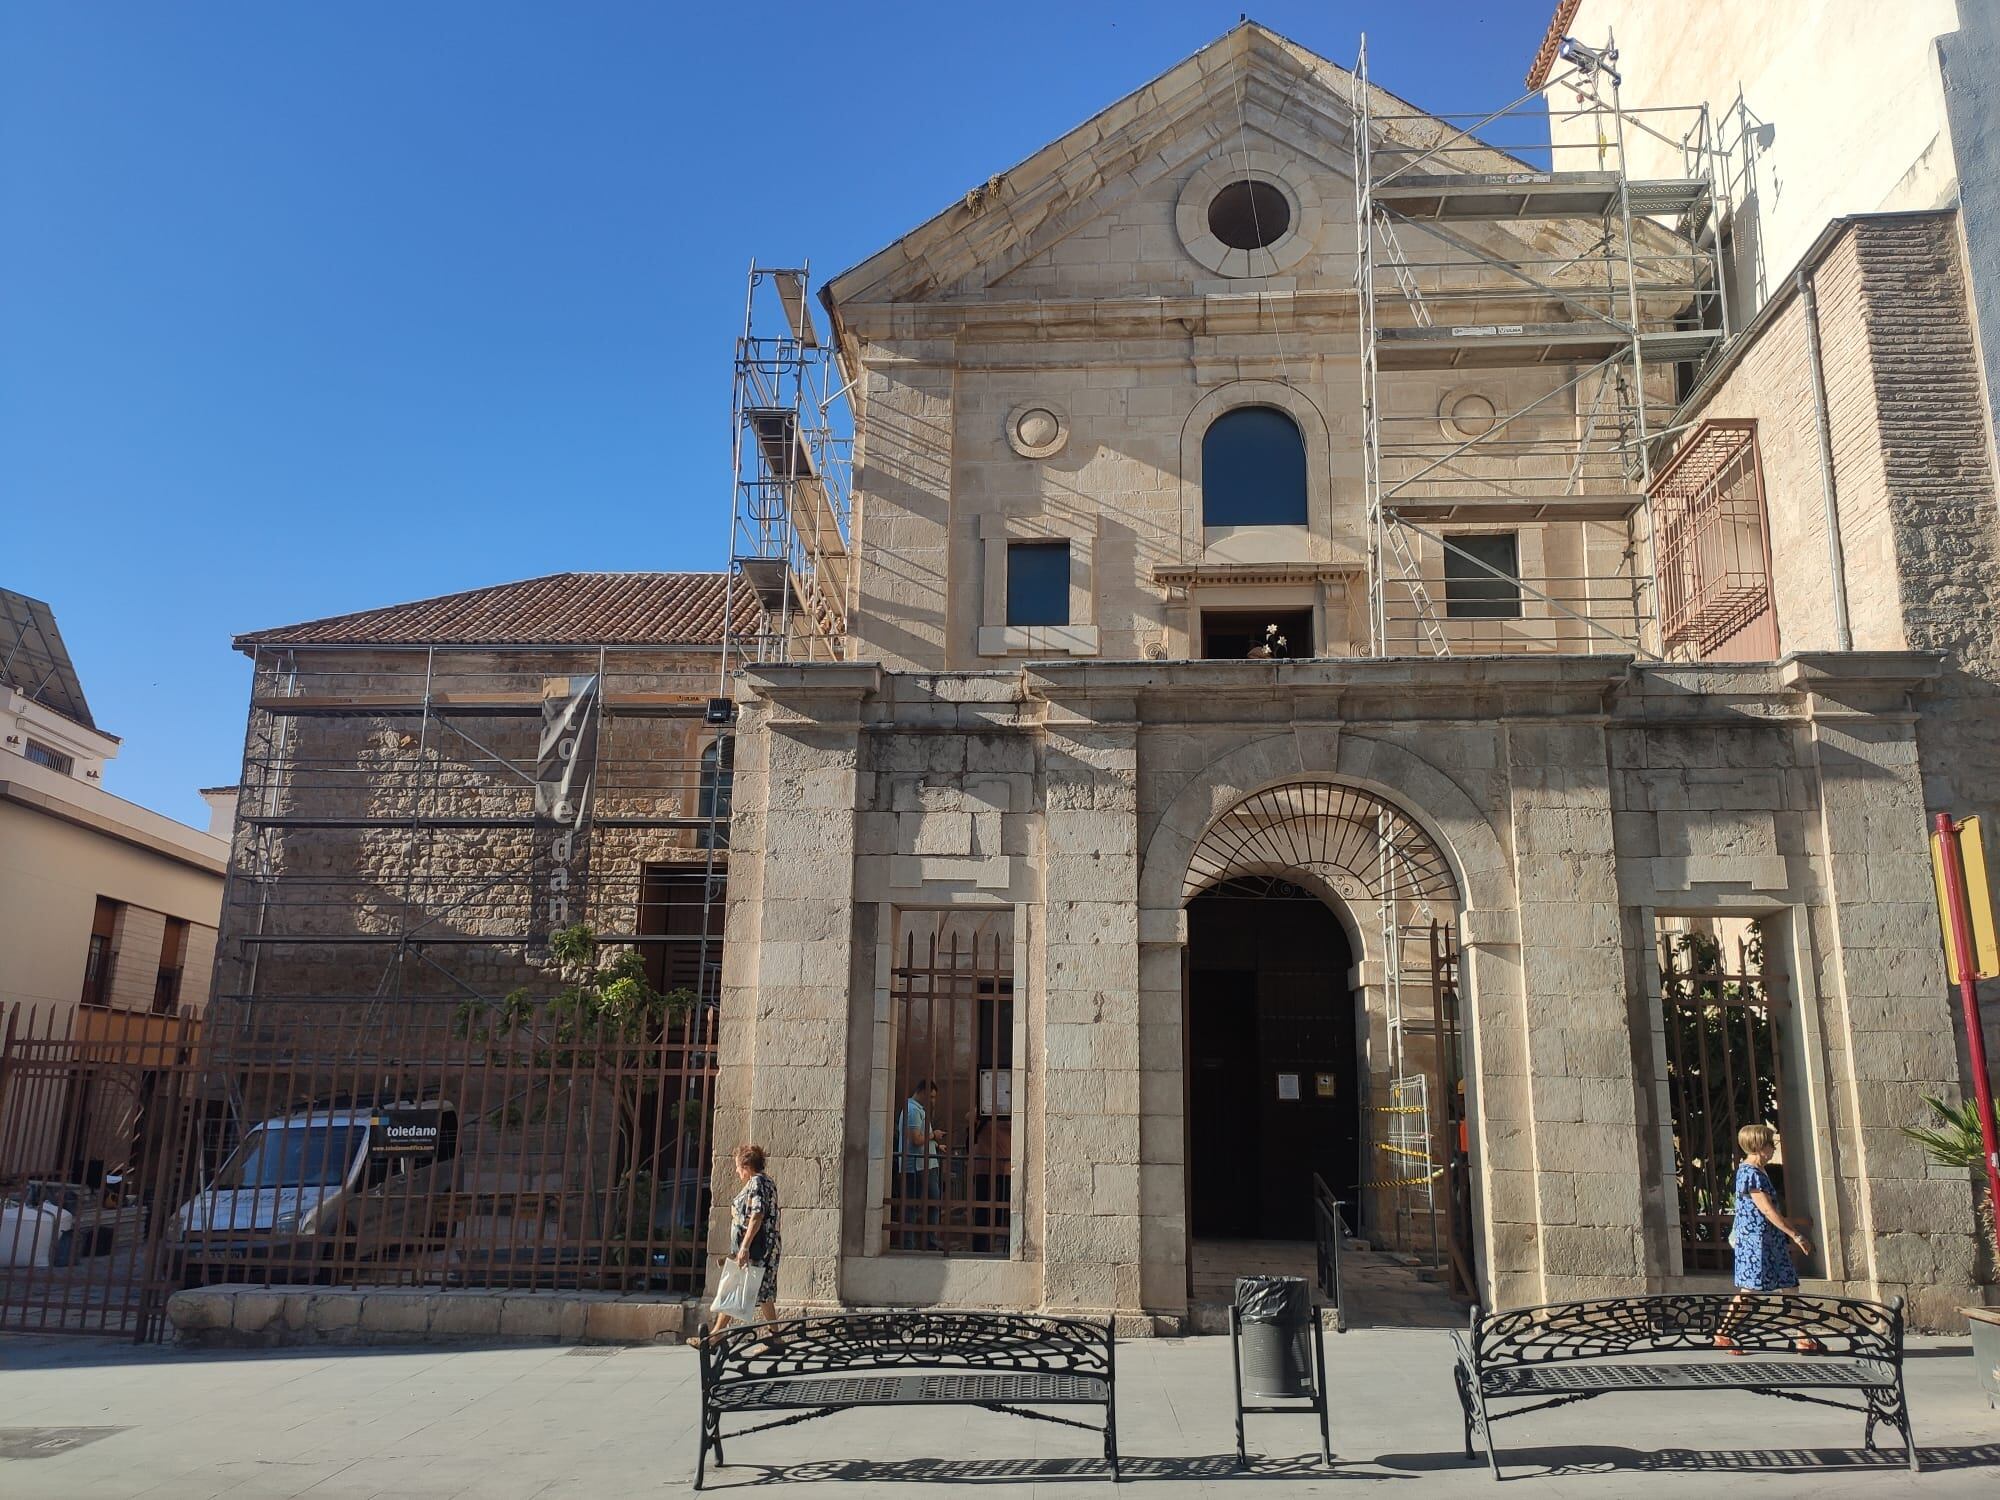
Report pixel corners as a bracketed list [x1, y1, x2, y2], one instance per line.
[218, 645, 729, 1010]
[718, 654, 1983, 1329]
[1677, 209, 2000, 1137]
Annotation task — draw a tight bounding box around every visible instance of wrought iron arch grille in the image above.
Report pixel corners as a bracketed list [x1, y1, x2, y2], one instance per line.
[1181, 782, 1457, 909]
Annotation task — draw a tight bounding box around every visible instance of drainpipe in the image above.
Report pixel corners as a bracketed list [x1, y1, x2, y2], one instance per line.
[1798, 267, 1856, 651]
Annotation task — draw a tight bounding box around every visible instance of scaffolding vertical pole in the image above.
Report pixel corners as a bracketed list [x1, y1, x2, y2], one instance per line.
[1601, 31, 1665, 651]
[1351, 40, 1387, 656]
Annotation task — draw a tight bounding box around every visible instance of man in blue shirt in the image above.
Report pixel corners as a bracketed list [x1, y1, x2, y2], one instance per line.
[897, 1079, 943, 1249]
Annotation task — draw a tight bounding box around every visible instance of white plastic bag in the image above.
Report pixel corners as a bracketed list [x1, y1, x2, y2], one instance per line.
[711, 1261, 759, 1321]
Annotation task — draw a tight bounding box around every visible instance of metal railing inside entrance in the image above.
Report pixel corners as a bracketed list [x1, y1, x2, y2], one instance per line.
[1311, 1172, 1348, 1331]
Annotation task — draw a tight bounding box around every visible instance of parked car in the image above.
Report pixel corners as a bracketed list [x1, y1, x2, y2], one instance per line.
[170, 1100, 457, 1285]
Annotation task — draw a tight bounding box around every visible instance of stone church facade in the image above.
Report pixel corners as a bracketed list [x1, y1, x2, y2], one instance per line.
[708, 24, 1996, 1331]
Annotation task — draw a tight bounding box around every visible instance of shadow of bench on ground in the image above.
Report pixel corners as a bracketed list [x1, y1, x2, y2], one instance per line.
[699, 1453, 1389, 1486]
[1378, 1441, 2000, 1479]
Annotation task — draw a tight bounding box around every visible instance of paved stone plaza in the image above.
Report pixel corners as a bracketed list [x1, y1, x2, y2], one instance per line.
[2, 1327, 1996, 1499]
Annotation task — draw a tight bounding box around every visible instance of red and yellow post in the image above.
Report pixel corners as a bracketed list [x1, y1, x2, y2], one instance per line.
[1930, 812, 2000, 1256]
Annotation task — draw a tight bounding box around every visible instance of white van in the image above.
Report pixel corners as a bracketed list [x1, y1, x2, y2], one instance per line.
[170, 1101, 456, 1282]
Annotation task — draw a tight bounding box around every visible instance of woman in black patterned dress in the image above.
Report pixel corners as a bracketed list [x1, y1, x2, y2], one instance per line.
[694, 1144, 780, 1346]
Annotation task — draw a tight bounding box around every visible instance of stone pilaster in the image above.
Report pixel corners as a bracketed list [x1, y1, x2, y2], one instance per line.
[714, 665, 878, 1309]
[1037, 691, 1145, 1319]
[1790, 656, 1979, 1328]
[1505, 721, 1649, 1302]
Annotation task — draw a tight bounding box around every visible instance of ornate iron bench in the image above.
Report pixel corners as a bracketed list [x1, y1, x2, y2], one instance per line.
[1453, 1293, 1917, 1479]
[694, 1309, 1117, 1488]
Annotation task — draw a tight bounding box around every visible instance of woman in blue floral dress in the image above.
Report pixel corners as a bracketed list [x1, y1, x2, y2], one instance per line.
[1716, 1122, 1820, 1353]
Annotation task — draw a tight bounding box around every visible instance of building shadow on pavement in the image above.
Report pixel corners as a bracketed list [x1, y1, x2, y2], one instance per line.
[704, 1453, 1400, 1486]
[1376, 1442, 2000, 1478]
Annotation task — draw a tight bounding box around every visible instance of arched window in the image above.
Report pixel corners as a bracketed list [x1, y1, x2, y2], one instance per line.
[696, 734, 734, 850]
[1202, 405, 1308, 526]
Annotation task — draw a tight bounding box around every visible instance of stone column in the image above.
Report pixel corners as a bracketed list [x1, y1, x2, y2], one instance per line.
[1505, 721, 1650, 1303]
[1791, 656, 1978, 1329]
[1036, 685, 1145, 1322]
[714, 665, 878, 1311]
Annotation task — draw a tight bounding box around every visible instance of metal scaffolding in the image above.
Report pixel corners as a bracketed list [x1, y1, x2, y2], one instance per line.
[219, 644, 738, 1014]
[724, 263, 854, 671]
[1348, 30, 1730, 1263]
[1351, 30, 1729, 660]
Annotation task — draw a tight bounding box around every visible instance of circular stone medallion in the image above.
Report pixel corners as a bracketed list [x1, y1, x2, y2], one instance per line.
[1005, 400, 1070, 459]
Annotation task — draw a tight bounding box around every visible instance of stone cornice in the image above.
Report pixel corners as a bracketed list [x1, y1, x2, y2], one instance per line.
[1778, 650, 1942, 720]
[836, 289, 1645, 347]
[734, 653, 1944, 731]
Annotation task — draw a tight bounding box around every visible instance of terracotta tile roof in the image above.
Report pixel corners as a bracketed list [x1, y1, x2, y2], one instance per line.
[235, 572, 754, 651]
[1526, 0, 1582, 90]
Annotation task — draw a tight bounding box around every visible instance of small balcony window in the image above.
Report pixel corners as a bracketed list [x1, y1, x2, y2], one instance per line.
[1200, 607, 1313, 660]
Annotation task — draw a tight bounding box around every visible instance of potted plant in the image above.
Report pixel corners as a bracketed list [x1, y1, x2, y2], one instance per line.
[1902, 1094, 2000, 1407]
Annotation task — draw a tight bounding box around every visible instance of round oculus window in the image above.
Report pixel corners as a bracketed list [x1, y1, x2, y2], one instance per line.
[1444, 391, 1498, 439]
[1206, 179, 1292, 251]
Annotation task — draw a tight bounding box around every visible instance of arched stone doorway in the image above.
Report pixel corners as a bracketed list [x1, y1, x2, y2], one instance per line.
[1179, 780, 1466, 1284]
[1186, 875, 1358, 1239]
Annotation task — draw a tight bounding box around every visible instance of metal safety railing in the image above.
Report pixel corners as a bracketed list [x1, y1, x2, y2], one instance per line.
[1310, 1172, 1347, 1332]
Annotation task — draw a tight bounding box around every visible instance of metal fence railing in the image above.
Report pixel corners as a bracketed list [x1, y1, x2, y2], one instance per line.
[0, 1003, 202, 1340]
[0, 994, 722, 1341]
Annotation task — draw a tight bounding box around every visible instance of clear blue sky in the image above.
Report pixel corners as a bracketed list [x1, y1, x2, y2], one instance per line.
[1, 2, 1554, 825]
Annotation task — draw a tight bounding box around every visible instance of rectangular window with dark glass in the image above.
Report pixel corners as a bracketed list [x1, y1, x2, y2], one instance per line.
[1005, 541, 1069, 627]
[155, 917, 189, 1014]
[1443, 532, 1522, 619]
[82, 896, 121, 1007]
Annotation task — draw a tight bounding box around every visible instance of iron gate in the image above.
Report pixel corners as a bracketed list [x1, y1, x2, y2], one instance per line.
[0, 1004, 204, 1340]
[1659, 926, 1785, 1272]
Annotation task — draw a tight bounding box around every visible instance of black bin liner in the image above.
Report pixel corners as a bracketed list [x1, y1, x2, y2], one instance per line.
[1234, 1275, 1312, 1397]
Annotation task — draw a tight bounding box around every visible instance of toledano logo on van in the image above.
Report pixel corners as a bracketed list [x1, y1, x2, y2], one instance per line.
[371, 1111, 442, 1155]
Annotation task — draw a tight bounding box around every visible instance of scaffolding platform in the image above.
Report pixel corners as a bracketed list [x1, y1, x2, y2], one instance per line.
[1372, 171, 1710, 226]
[1383, 493, 1644, 523]
[1374, 323, 1722, 369]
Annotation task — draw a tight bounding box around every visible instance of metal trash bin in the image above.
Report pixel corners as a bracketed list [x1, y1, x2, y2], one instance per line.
[1234, 1275, 1312, 1397]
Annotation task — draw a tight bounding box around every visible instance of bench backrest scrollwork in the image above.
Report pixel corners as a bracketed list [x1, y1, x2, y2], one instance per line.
[699, 1310, 1115, 1390]
[1468, 1294, 1903, 1369]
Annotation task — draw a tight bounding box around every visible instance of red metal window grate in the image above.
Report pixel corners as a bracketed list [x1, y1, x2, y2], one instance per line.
[1649, 420, 1777, 659]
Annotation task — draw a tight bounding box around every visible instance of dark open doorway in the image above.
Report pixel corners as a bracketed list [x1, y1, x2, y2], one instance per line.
[1199, 607, 1314, 660]
[1186, 876, 1359, 1241]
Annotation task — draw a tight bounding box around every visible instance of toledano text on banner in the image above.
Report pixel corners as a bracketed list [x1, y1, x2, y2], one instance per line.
[533, 674, 599, 946]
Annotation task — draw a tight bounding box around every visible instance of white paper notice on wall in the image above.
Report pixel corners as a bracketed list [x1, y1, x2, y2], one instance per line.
[978, 1069, 1013, 1115]
[1276, 1073, 1300, 1101]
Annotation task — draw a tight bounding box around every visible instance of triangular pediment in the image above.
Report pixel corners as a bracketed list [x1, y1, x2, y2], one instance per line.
[821, 21, 1553, 314]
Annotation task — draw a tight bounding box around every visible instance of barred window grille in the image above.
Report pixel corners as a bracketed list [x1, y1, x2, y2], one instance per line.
[885, 911, 1015, 1257]
[1650, 420, 1777, 659]
[1658, 919, 1788, 1273]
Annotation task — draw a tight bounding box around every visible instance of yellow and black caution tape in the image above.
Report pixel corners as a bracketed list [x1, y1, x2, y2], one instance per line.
[1358, 1168, 1444, 1189]
[1367, 1104, 1426, 1115]
[1375, 1142, 1434, 1163]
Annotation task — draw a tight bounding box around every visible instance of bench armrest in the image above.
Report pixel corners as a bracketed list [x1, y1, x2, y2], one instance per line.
[1450, 1328, 1478, 1375]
